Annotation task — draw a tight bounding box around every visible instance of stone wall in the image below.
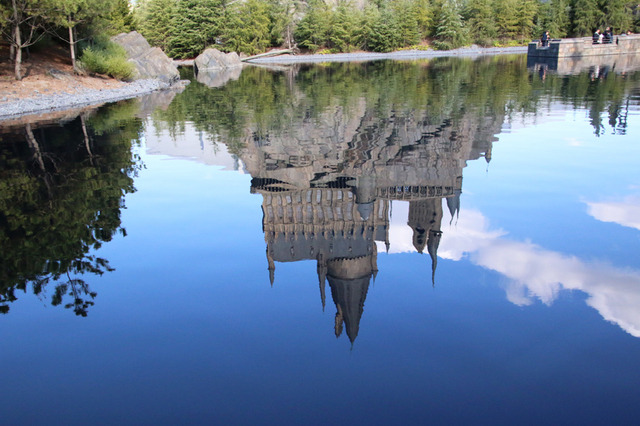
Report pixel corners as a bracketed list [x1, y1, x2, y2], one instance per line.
[528, 34, 640, 58]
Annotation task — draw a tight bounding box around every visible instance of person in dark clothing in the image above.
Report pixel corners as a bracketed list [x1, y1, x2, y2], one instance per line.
[603, 27, 613, 43]
[541, 31, 549, 47]
[593, 29, 601, 44]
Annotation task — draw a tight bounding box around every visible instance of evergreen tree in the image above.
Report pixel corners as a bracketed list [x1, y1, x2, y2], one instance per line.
[223, 0, 271, 54]
[167, 0, 227, 59]
[1, 0, 47, 80]
[434, 0, 467, 50]
[493, 0, 519, 39]
[138, 0, 174, 50]
[42, 0, 106, 70]
[390, 0, 420, 47]
[328, 4, 359, 52]
[464, 0, 497, 46]
[601, 0, 632, 33]
[106, 0, 134, 34]
[367, 6, 402, 52]
[514, 0, 538, 41]
[538, 0, 570, 38]
[267, 0, 303, 48]
[571, 0, 604, 36]
[357, 3, 380, 50]
[413, 0, 433, 39]
[294, 0, 332, 51]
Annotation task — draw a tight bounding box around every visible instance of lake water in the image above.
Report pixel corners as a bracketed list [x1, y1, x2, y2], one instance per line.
[2, 54, 640, 424]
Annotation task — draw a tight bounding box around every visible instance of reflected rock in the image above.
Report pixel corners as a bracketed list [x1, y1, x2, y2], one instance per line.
[196, 67, 243, 88]
[136, 85, 187, 116]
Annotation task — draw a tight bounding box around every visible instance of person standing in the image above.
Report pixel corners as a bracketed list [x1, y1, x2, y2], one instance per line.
[604, 27, 613, 43]
[541, 31, 550, 47]
[593, 29, 601, 44]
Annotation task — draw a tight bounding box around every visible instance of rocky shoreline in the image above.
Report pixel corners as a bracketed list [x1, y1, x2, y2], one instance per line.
[0, 46, 527, 123]
[0, 79, 176, 123]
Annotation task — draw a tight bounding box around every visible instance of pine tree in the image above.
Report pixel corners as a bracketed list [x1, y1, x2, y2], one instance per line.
[464, 0, 497, 46]
[267, 0, 303, 48]
[367, 6, 402, 52]
[294, 0, 332, 51]
[601, 0, 632, 33]
[493, 0, 519, 39]
[106, 0, 134, 34]
[223, 0, 271, 54]
[42, 0, 106, 71]
[390, 0, 420, 47]
[166, 0, 227, 59]
[538, 0, 570, 38]
[357, 3, 380, 51]
[571, 0, 603, 36]
[514, 0, 539, 41]
[139, 0, 174, 50]
[434, 0, 467, 50]
[413, 0, 433, 39]
[328, 4, 359, 52]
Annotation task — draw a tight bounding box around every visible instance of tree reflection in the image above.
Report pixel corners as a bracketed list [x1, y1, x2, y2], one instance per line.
[149, 55, 640, 342]
[156, 55, 640, 145]
[0, 103, 143, 315]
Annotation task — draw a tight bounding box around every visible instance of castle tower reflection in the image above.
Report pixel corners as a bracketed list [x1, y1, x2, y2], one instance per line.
[240, 82, 502, 343]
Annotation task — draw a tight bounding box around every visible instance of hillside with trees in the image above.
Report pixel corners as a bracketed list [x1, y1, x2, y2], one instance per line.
[135, 0, 639, 58]
[1, 0, 639, 77]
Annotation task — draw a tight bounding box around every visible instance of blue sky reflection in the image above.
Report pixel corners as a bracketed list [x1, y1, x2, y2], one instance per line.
[382, 201, 640, 337]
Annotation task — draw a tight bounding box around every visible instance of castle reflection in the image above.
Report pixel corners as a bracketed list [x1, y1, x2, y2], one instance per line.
[239, 99, 502, 343]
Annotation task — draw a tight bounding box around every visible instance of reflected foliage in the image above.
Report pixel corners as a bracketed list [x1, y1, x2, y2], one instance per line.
[154, 56, 640, 144]
[0, 105, 143, 315]
[152, 56, 640, 342]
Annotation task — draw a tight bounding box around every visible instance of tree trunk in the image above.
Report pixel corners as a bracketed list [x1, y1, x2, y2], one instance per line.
[12, 0, 23, 80]
[69, 24, 77, 71]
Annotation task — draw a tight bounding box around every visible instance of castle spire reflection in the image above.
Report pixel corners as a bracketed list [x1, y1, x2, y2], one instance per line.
[238, 72, 503, 343]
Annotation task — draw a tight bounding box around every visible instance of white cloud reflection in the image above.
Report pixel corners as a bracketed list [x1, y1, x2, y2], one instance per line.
[586, 195, 640, 231]
[380, 201, 640, 337]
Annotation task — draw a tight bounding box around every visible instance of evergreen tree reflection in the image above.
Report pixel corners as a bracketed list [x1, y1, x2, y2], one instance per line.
[0, 103, 143, 315]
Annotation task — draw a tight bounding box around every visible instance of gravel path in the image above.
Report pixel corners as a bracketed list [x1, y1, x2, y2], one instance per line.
[0, 79, 172, 123]
[247, 46, 528, 64]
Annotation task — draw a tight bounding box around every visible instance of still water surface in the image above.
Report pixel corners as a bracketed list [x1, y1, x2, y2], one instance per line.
[2, 55, 640, 424]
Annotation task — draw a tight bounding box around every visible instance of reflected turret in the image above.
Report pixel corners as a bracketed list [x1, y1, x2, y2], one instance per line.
[237, 62, 505, 343]
[327, 256, 374, 344]
[408, 199, 444, 285]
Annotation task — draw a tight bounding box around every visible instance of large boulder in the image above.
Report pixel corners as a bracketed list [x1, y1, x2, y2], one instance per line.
[194, 48, 242, 74]
[111, 31, 179, 84]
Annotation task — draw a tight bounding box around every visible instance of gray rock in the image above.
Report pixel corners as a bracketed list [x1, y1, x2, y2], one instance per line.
[111, 31, 179, 84]
[194, 48, 242, 73]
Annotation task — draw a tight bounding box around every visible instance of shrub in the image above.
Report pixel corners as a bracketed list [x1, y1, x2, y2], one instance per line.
[79, 38, 135, 81]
